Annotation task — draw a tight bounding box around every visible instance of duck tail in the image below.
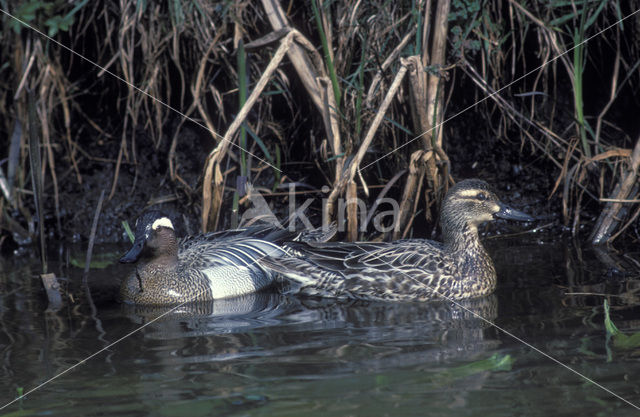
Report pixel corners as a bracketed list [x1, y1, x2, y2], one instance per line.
[257, 256, 341, 297]
[294, 222, 337, 243]
[257, 257, 314, 284]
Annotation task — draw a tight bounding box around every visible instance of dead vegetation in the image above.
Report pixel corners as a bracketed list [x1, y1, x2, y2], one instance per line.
[0, 0, 639, 251]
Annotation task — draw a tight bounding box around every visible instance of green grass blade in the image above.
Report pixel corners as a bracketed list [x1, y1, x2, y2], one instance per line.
[311, 0, 341, 108]
[604, 299, 640, 350]
[122, 220, 135, 243]
[245, 125, 273, 163]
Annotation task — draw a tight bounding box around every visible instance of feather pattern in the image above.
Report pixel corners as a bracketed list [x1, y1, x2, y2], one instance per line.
[260, 179, 534, 302]
[119, 211, 332, 305]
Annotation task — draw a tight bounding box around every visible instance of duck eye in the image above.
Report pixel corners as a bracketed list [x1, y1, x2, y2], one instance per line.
[476, 192, 487, 201]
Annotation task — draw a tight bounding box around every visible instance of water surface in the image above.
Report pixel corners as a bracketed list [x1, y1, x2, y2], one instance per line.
[1, 236, 639, 416]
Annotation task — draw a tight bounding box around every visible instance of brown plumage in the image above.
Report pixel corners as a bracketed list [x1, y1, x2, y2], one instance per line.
[259, 179, 534, 301]
[119, 210, 334, 305]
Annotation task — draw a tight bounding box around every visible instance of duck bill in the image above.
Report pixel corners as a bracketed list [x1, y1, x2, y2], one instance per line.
[494, 204, 535, 222]
[119, 238, 145, 263]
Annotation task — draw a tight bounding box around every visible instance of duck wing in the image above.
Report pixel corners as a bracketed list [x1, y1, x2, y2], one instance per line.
[178, 225, 290, 270]
[178, 223, 334, 271]
[260, 239, 458, 301]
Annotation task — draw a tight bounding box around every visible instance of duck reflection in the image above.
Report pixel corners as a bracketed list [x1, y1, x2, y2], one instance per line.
[119, 291, 499, 374]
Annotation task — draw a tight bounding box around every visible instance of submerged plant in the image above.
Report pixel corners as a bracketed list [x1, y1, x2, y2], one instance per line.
[604, 299, 640, 351]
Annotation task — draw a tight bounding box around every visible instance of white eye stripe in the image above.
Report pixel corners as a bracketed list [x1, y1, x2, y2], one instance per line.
[152, 217, 174, 230]
[459, 189, 490, 199]
[459, 190, 479, 197]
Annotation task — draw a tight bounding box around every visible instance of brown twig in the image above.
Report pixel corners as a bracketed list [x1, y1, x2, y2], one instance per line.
[590, 134, 640, 245]
[202, 29, 298, 230]
[394, 150, 429, 240]
[325, 60, 409, 221]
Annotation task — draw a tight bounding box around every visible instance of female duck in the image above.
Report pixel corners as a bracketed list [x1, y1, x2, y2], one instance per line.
[119, 210, 329, 305]
[259, 179, 534, 301]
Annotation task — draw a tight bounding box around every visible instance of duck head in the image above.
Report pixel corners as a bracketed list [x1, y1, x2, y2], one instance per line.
[440, 179, 534, 242]
[120, 210, 178, 264]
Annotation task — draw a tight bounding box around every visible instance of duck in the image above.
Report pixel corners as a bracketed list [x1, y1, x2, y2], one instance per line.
[119, 210, 334, 305]
[258, 179, 534, 302]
